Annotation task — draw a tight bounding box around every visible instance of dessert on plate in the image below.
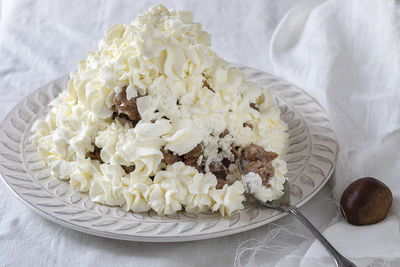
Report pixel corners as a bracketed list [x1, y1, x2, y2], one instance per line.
[31, 4, 288, 216]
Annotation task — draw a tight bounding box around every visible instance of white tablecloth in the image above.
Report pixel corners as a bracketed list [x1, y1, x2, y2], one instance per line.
[0, 1, 398, 266]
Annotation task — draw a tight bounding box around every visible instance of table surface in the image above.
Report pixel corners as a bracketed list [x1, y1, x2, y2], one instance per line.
[0, 1, 340, 266]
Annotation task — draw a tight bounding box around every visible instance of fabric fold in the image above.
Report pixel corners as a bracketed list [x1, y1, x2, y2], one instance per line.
[271, 0, 400, 264]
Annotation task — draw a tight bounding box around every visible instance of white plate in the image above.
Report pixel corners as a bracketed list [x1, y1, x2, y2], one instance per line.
[0, 66, 338, 242]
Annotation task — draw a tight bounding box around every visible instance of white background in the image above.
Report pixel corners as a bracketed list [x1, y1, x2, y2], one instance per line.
[1, 0, 398, 266]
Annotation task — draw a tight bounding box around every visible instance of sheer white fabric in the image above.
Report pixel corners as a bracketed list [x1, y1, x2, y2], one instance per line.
[0, 0, 398, 266]
[271, 0, 400, 266]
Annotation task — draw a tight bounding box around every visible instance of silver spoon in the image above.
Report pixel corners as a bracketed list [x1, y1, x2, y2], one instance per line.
[239, 159, 356, 267]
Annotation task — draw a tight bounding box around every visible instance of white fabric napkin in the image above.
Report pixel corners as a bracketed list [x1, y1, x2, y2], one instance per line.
[270, 0, 400, 265]
[1, 0, 399, 266]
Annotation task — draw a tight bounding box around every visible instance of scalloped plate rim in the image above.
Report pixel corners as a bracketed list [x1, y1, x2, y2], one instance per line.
[0, 66, 338, 242]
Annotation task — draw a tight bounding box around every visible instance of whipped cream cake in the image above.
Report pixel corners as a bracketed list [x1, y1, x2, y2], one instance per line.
[31, 4, 288, 216]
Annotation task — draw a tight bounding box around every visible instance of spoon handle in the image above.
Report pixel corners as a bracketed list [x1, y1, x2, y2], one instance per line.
[288, 206, 356, 267]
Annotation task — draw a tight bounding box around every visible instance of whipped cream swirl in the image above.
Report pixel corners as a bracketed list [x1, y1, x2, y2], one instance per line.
[30, 4, 288, 216]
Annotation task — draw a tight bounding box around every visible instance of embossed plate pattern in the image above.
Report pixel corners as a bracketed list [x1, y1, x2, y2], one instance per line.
[0, 66, 338, 242]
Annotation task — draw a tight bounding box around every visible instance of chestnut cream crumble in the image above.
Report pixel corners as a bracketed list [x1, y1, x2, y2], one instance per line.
[31, 4, 288, 216]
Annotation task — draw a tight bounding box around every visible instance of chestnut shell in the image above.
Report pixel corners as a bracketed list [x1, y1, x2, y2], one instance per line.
[340, 177, 392, 225]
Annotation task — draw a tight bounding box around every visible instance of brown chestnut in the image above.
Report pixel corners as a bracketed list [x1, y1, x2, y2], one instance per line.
[340, 177, 392, 225]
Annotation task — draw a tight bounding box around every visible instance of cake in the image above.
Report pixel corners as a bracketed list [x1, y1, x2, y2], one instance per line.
[30, 4, 288, 216]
